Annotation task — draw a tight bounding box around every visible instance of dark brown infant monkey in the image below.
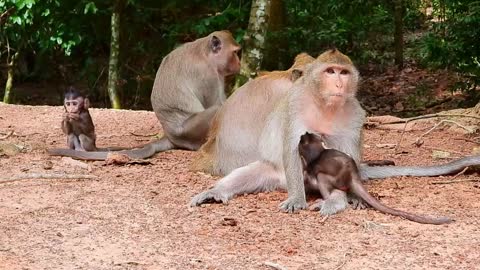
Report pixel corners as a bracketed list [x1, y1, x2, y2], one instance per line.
[61, 87, 97, 151]
[298, 132, 453, 225]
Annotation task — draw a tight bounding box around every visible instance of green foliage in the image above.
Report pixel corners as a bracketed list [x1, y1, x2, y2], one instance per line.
[2, 0, 479, 108]
[416, 0, 480, 99]
[263, 0, 406, 69]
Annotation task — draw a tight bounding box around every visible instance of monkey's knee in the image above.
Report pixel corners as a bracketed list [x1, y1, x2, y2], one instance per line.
[78, 134, 96, 151]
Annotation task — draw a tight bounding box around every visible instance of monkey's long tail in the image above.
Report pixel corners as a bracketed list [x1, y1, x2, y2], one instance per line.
[47, 137, 173, 160]
[351, 181, 453, 225]
[359, 155, 480, 180]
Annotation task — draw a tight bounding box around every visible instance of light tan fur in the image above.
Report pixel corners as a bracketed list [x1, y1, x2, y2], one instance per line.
[48, 31, 240, 160]
[191, 52, 315, 174]
[191, 49, 365, 213]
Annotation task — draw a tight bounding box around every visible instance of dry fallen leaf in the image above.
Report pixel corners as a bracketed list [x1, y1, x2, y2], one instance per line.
[432, 150, 451, 159]
[106, 152, 131, 165]
[0, 143, 22, 156]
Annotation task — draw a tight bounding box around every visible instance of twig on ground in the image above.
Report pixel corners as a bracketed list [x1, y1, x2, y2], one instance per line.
[376, 113, 480, 125]
[415, 120, 473, 145]
[431, 178, 479, 185]
[0, 173, 98, 184]
[129, 131, 158, 137]
[332, 251, 350, 270]
[395, 122, 409, 151]
[451, 167, 469, 180]
[0, 130, 14, 140]
[264, 261, 288, 270]
[453, 137, 480, 144]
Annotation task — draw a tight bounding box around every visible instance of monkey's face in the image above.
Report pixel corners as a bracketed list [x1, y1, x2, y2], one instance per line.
[318, 64, 355, 106]
[64, 96, 84, 114]
[218, 45, 241, 76]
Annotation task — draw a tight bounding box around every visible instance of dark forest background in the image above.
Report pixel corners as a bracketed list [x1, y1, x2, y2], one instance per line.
[1, 0, 479, 115]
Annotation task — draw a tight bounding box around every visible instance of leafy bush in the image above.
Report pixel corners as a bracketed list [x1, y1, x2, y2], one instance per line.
[416, 0, 480, 102]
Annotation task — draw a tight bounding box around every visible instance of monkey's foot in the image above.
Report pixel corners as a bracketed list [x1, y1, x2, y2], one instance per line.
[319, 198, 348, 215]
[279, 197, 307, 213]
[190, 189, 229, 206]
[348, 195, 368, 210]
[315, 191, 348, 215]
[308, 199, 324, 211]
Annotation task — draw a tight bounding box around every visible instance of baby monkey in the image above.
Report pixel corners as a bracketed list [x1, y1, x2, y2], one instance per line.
[61, 87, 97, 151]
[298, 132, 453, 225]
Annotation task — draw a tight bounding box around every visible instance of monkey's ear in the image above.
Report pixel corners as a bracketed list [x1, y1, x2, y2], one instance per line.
[291, 69, 303, 81]
[210, 35, 222, 53]
[84, 97, 90, 109]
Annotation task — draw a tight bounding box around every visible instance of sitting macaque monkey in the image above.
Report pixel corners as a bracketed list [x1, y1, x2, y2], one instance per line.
[48, 30, 241, 160]
[298, 132, 453, 225]
[61, 87, 97, 151]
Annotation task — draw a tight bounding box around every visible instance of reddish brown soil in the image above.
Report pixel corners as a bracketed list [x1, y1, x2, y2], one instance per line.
[0, 103, 479, 270]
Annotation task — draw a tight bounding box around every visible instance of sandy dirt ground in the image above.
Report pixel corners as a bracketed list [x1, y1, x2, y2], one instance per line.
[0, 103, 479, 270]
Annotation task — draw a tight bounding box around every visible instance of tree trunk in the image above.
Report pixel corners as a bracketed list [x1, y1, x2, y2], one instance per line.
[235, 0, 273, 88]
[394, 0, 404, 69]
[3, 52, 19, 104]
[107, 0, 123, 109]
[263, 0, 286, 71]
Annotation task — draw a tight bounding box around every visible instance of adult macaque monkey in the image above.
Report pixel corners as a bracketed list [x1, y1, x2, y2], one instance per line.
[191, 49, 364, 211]
[191, 48, 480, 213]
[48, 30, 241, 160]
[191, 52, 315, 173]
[298, 132, 452, 225]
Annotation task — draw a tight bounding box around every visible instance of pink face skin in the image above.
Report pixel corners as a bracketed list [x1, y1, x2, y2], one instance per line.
[65, 97, 84, 114]
[322, 65, 351, 103]
[301, 64, 355, 135]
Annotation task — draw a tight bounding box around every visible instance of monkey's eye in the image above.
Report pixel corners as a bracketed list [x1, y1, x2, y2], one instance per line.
[326, 68, 335, 74]
[65, 102, 71, 106]
[72, 102, 78, 106]
[340, 69, 350, 75]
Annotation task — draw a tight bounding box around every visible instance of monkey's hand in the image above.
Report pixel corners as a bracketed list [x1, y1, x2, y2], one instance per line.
[190, 189, 229, 206]
[68, 113, 80, 120]
[279, 197, 307, 213]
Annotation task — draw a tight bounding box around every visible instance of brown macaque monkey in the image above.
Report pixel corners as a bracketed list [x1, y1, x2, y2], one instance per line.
[298, 132, 452, 225]
[191, 48, 480, 213]
[48, 31, 241, 160]
[49, 87, 126, 153]
[61, 87, 97, 151]
[191, 52, 315, 173]
[191, 49, 364, 211]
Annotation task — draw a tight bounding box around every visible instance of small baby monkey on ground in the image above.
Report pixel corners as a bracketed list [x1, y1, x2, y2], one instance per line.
[298, 132, 453, 225]
[61, 87, 97, 151]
